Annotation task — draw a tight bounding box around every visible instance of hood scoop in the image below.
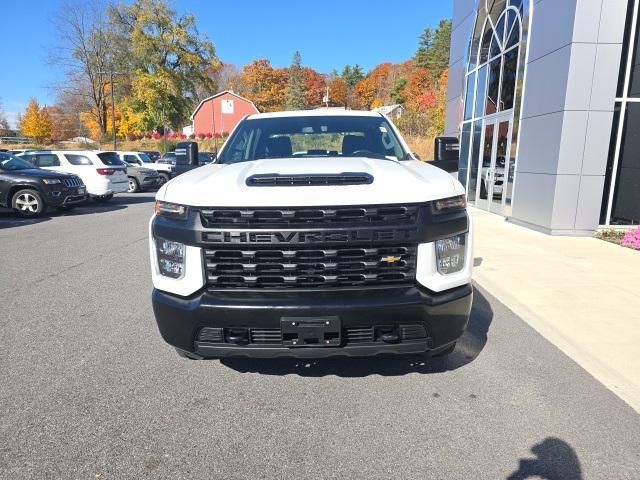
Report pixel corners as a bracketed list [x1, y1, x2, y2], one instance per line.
[246, 172, 374, 187]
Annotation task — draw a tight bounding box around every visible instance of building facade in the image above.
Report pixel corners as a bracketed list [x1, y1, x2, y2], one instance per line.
[446, 0, 639, 235]
[191, 91, 259, 136]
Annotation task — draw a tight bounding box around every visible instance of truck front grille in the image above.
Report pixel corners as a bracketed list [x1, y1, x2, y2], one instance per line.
[204, 245, 416, 289]
[200, 204, 419, 227]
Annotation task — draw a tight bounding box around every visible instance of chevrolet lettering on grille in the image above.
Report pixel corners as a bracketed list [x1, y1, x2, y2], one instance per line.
[202, 229, 419, 245]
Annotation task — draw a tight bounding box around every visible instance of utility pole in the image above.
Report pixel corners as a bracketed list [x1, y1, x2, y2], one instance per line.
[98, 70, 125, 150]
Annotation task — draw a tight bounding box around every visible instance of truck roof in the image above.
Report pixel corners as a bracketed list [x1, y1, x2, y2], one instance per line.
[247, 109, 384, 120]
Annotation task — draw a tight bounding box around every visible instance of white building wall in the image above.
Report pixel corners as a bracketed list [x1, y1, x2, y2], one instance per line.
[447, 0, 629, 235]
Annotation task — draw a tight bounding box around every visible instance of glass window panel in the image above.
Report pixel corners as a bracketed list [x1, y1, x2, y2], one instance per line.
[600, 105, 622, 224]
[506, 17, 520, 49]
[499, 48, 518, 111]
[506, 121, 517, 206]
[508, 0, 523, 12]
[610, 103, 640, 225]
[479, 123, 495, 200]
[458, 123, 472, 188]
[464, 72, 476, 120]
[468, 10, 488, 72]
[495, 14, 506, 45]
[468, 122, 483, 203]
[487, 0, 508, 25]
[479, 22, 493, 64]
[486, 58, 501, 115]
[629, 11, 640, 97]
[489, 32, 501, 59]
[475, 65, 488, 118]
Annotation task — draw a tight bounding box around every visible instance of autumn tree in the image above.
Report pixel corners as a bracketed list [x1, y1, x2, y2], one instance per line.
[415, 19, 452, 78]
[44, 106, 79, 141]
[303, 68, 326, 108]
[327, 76, 347, 107]
[240, 59, 287, 112]
[21, 99, 53, 144]
[354, 77, 377, 109]
[52, 0, 114, 137]
[286, 51, 307, 110]
[108, 0, 220, 131]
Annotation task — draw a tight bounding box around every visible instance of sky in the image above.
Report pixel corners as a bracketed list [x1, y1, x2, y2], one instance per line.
[0, 0, 452, 128]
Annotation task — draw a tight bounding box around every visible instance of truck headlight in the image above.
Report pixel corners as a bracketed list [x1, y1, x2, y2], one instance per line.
[155, 201, 187, 219]
[435, 234, 466, 274]
[156, 238, 186, 278]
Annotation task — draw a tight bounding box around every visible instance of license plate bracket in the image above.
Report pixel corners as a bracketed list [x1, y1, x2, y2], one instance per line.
[281, 316, 341, 347]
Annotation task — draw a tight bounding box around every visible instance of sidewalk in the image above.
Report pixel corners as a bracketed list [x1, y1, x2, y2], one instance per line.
[470, 208, 640, 412]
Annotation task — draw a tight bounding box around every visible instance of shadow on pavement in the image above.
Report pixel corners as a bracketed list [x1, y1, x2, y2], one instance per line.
[507, 437, 582, 480]
[0, 193, 155, 229]
[220, 286, 493, 377]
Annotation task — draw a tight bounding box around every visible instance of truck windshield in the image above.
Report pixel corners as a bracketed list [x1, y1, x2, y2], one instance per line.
[218, 115, 408, 164]
[138, 153, 153, 163]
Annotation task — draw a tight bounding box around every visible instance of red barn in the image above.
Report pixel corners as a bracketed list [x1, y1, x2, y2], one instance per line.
[190, 91, 259, 136]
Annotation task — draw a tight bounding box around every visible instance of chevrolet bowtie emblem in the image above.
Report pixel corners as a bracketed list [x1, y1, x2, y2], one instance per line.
[381, 255, 401, 264]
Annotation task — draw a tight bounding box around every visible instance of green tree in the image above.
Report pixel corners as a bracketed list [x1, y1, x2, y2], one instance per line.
[415, 19, 452, 77]
[341, 64, 365, 88]
[391, 78, 408, 105]
[108, 0, 220, 131]
[286, 51, 307, 111]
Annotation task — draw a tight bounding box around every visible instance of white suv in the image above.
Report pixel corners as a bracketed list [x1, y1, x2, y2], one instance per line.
[117, 151, 174, 186]
[18, 151, 129, 201]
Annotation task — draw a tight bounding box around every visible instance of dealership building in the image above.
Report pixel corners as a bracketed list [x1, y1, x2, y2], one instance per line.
[445, 0, 639, 235]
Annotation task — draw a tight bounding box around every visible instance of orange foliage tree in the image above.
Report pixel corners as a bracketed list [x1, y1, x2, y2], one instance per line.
[303, 68, 326, 108]
[240, 59, 287, 112]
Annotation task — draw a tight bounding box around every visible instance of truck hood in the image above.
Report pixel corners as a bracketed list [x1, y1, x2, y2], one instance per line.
[160, 157, 463, 207]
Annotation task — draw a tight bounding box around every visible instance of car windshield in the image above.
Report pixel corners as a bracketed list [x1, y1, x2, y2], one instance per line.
[138, 153, 153, 163]
[0, 154, 35, 171]
[218, 115, 408, 164]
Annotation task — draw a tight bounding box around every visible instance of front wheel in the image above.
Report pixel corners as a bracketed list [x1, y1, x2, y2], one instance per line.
[127, 177, 140, 193]
[12, 189, 46, 217]
[158, 173, 170, 186]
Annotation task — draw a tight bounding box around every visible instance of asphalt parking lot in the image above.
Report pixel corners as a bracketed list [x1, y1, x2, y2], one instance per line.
[1, 192, 639, 479]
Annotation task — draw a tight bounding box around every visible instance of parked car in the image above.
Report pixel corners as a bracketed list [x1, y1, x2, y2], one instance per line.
[199, 152, 217, 164]
[120, 155, 162, 192]
[143, 151, 161, 162]
[17, 151, 128, 201]
[158, 152, 176, 165]
[117, 151, 174, 186]
[0, 152, 88, 217]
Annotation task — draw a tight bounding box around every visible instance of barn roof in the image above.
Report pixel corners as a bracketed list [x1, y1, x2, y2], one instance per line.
[190, 91, 259, 120]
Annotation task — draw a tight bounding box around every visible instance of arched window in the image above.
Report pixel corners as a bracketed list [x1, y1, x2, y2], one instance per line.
[458, 0, 530, 216]
[465, 1, 522, 120]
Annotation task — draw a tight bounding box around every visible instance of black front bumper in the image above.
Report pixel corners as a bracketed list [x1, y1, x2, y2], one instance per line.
[45, 188, 89, 207]
[152, 284, 473, 358]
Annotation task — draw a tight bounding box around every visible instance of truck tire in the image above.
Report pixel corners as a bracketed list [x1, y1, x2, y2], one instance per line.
[127, 177, 140, 193]
[12, 189, 46, 217]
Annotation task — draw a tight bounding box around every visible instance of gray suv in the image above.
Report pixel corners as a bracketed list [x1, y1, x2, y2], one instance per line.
[121, 159, 161, 193]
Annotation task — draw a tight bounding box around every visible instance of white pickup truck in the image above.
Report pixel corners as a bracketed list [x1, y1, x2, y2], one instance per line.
[149, 110, 473, 360]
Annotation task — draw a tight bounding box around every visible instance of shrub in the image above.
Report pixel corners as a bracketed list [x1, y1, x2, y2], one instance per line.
[205, 132, 213, 139]
[197, 132, 206, 139]
[621, 227, 640, 250]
